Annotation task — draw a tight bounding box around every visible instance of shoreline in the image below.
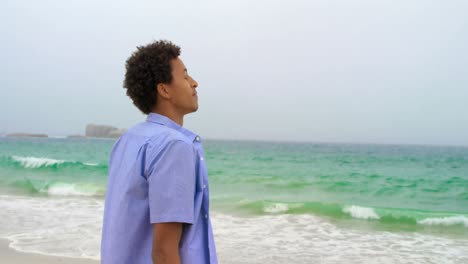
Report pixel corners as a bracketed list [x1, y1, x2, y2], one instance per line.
[0, 239, 99, 264]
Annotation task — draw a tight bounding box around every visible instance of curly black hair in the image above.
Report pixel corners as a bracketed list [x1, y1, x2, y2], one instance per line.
[123, 40, 181, 114]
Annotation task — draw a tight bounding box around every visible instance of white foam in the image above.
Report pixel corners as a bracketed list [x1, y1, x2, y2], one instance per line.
[264, 203, 289, 213]
[12, 156, 65, 168]
[212, 212, 468, 264]
[343, 205, 380, 220]
[0, 195, 103, 260]
[418, 216, 468, 228]
[0, 195, 467, 263]
[45, 183, 97, 196]
[84, 162, 99, 166]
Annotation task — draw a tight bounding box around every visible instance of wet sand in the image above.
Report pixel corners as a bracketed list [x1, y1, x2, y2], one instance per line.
[0, 239, 99, 264]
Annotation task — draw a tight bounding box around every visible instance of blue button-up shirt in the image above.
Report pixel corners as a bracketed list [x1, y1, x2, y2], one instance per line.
[101, 113, 217, 264]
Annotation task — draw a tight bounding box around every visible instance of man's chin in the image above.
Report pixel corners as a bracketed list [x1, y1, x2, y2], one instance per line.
[186, 105, 199, 114]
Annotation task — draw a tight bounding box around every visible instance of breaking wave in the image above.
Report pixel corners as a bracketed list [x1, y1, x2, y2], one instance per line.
[234, 199, 468, 229]
[1, 155, 107, 171]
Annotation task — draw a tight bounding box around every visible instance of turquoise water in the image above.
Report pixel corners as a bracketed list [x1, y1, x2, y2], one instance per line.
[0, 138, 468, 232]
[0, 137, 467, 234]
[1, 137, 468, 262]
[206, 140, 468, 234]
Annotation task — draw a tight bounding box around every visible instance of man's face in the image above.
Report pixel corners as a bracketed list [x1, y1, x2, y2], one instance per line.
[166, 57, 199, 115]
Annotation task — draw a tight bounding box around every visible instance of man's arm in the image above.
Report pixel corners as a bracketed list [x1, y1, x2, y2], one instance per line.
[152, 222, 183, 264]
[147, 140, 196, 263]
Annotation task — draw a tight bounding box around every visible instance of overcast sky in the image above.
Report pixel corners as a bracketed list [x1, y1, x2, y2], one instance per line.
[2, 0, 467, 145]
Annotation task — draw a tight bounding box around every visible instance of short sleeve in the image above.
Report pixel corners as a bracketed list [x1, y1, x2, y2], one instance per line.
[147, 140, 196, 224]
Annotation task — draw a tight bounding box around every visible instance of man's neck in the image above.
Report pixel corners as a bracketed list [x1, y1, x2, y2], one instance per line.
[152, 107, 184, 126]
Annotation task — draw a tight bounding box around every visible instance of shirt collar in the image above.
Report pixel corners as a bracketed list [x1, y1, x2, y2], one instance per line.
[146, 113, 200, 143]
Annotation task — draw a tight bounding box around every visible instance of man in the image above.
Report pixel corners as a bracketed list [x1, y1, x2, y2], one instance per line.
[101, 40, 217, 264]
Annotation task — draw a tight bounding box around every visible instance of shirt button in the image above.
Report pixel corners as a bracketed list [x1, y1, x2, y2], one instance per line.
[195, 136, 200, 142]
[203, 184, 206, 189]
[205, 214, 208, 219]
[200, 157, 204, 161]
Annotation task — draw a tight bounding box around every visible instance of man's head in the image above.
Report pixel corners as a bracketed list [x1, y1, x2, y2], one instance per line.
[124, 40, 198, 115]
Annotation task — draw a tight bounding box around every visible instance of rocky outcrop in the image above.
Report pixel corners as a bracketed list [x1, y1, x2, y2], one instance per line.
[85, 124, 126, 138]
[6, 133, 48, 138]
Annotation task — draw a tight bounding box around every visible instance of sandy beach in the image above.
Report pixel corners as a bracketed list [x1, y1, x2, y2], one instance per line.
[1, 239, 99, 264]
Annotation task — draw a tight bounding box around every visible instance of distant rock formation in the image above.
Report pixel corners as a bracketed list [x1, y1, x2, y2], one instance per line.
[6, 133, 48, 138]
[85, 124, 126, 138]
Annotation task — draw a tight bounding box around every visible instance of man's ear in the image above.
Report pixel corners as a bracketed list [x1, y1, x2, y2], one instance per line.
[156, 83, 170, 99]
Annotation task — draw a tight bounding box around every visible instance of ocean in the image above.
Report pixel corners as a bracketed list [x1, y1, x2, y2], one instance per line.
[0, 137, 467, 263]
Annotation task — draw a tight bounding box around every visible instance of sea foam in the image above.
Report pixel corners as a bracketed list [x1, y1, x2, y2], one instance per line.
[12, 156, 65, 168]
[343, 205, 380, 220]
[264, 203, 289, 214]
[0, 195, 102, 260]
[212, 212, 468, 264]
[10, 155, 101, 169]
[83, 162, 99, 166]
[45, 183, 98, 197]
[418, 216, 468, 228]
[0, 195, 467, 263]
